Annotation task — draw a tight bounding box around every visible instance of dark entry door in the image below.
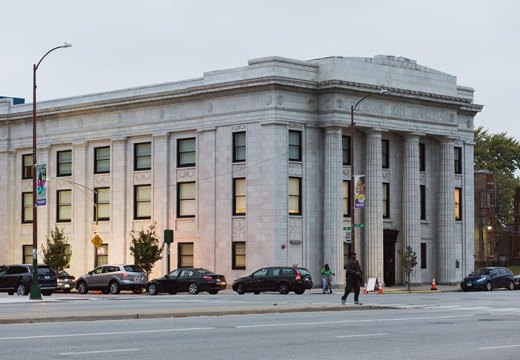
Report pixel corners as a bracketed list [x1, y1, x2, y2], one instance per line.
[383, 229, 399, 287]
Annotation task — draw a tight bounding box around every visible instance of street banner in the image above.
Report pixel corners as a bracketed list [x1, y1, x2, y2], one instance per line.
[354, 175, 365, 208]
[36, 164, 47, 205]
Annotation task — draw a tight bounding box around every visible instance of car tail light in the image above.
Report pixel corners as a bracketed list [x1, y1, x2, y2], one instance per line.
[294, 268, 301, 281]
[121, 272, 129, 277]
[203, 276, 213, 281]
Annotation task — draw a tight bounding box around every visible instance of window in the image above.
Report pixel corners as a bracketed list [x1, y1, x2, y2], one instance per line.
[22, 192, 33, 223]
[22, 154, 33, 179]
[134, 142, 151, 171]
[455, 187, 462, 221]
[178, 242, 194, 268]
[420, 185, 426, 220]
[177, 182, 196, 218]
[22, 245, 32, 264]
[288, 130, 302, 161]
[94, 187, 110, 221]
[382, 139, 389, 168]
[233, 132, 246, 162]
[94, 244, 108, 267]
[421, 243, 427, 269]
[343, 180, 351, 217]
[288, 177, 302, 215]
[57, 189, 72, 222]
[382, 183, 390, 218]
[57, 150, 72, 177]
[94, 146, 110, 174]
[134, 185, 151, 219]
[342, 136, 351, 165]
[454, 147, 462, 174]
[177, 138, 196, 167]
[233, 178, 246, 216]
[419, 143, 426, 172]
[232, 242, 246, 270]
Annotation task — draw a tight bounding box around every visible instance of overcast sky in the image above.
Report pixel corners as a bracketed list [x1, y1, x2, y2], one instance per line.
[1, 1, 518, 140]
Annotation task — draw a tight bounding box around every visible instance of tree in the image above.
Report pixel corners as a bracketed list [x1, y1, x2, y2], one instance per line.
[474, 127, 520, 227]
[398, 246, 417, 293]
[41, 226, 72, 271]
[129, 222, 164, 277]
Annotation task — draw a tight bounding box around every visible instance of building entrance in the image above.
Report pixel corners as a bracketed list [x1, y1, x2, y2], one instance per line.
[383, 229, 399, 287]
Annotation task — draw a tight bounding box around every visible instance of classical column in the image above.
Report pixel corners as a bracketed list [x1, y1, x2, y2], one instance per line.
[323, 126, 343, 281]
[438, 138, 455, 283]
[364, 129, 383, 281]
[402, 134, 421, 284]
[111, 137, 127, 264]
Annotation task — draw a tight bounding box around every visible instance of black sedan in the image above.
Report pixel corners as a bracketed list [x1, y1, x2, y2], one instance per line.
[146, 268, 226, 295]
[56, 270, 76, 293]
[232, 266, 313, 295]
[460, 267, 515, 291]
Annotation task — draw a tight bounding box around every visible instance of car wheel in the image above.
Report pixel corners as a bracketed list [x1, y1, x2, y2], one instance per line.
[77, 281, 88, 294]
[508, 281, 515, 290]
[278, 282, 290, 295]
[188, 283, 200, 295]
[42, 291, 52, 296]
[294, 289, 305, 295]
[485, 282, 492, 291]
[253, 291, 260, 295]
[236, 283, 246, 295]
[132, 288, 144, 294]
[147, 283, 158, 295]
[208, 289, 219, 295]
[16, 283, 27, 296]
[109, 281, 121, 294]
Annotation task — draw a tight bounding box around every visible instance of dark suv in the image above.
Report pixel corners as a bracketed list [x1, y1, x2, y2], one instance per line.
[232, 266, 313, 295]
[0, 264, 57, 296]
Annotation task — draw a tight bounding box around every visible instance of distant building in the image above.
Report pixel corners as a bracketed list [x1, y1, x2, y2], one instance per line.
[500, 187, 520, 265]
[0, 56, 483, 285]
[474, 170, 497, 267]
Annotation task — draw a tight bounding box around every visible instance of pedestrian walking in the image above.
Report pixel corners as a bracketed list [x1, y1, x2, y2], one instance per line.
[341, 253, 363, 305]
[320, 264, 335, 294]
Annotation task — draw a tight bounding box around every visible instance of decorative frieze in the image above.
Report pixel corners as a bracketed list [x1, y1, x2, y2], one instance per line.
[288, 163, 303, 177]
[134, 172, 151, 184]
[232, 164, 246, 178]
[233, 218, 246, 242]
[289, 217, 303, 241]
[176, 168, 197, 182]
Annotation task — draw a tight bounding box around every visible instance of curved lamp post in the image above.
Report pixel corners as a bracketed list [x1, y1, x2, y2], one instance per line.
[349, 88, 387, 255]
[31, 43, 72, 300]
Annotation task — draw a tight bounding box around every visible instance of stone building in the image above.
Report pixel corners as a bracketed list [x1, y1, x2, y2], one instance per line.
[0, 55, 482, 285]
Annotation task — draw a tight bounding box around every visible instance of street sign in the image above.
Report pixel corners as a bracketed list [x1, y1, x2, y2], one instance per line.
[343, 226, 352, 231]
[91, 234, 103, 248]
[344, 232, 352, 243]
[354, 223, 365, 228]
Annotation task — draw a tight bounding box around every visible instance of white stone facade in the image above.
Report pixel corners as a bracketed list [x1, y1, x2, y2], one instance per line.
[0, 55, 482, 286]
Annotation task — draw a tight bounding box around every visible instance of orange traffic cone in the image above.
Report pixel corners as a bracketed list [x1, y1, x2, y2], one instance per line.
[430, 278, 438, 291]
[363, 283, 368, 295]
[378, 281, 384, 294]
[95, 290, 101, 294]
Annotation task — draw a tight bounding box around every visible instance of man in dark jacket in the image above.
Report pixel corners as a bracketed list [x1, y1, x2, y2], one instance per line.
[341, 252, 363, 305]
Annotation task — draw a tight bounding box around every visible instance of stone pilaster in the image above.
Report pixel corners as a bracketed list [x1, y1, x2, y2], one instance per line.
[323, 126, 343, 284]
[364, 130, 383, 281]
[71, 142, 88, 270]
[438, 138, 455, 283]
[111, 138, 128, 265]
[402, 134, 421, 283]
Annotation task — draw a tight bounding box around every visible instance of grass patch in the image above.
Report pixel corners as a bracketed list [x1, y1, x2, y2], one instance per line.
[509, 265, 520, 275]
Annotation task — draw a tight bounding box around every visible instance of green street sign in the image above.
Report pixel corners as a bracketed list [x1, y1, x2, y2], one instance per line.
[343, 226, 352, 231]
[354, 223, 365, 228]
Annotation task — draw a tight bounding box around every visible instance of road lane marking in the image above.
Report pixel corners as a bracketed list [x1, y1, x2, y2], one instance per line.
[337, 333, 388, 338]
[0, 327, 214, 341]
[479, 344, 520, 350]
[60, 349, 140, 355]
[236, 314, 474, 328]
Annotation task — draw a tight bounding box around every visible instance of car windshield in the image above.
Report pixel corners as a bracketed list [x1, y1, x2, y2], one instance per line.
[470, 269, 491, 276]
[298, 268, 311, 276]
[124, 265, 144, 273]
[57, 270, 69, 276]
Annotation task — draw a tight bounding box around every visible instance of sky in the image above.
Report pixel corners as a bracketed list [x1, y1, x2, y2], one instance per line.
[1, 0, 518, 140]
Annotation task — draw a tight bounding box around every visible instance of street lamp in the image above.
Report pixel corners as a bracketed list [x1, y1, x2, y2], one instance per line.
[349, 88, 387, 255]
[30, 42, 72, 300]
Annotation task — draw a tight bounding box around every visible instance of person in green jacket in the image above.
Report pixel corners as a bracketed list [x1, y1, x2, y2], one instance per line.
[321, 264, 335, 294]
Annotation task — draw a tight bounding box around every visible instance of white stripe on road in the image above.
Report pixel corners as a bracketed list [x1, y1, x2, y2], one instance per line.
[0, 327, 213, 341]
[60, 349, 140, 355]
[479, 344, 520, 350]
[337, 333, 388, 339]
[236, 314, 474, 328]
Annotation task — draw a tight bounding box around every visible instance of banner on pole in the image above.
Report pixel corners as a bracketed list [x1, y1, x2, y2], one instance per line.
[36, 164, 47, 206]
[354, 175, 365, 208]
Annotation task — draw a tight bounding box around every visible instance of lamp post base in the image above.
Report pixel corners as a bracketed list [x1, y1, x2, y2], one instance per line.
[29, 284, 42, 300]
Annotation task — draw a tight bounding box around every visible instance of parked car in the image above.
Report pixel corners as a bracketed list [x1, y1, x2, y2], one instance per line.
[76, 264, 147, 294]
[56, 270, 76, 293]
[514, 274, 520, 289]
[232, 266, 313, 295]
[0, 264, 57, 296]
[460, 267, 515, 291]
[147, 268, 227, 295]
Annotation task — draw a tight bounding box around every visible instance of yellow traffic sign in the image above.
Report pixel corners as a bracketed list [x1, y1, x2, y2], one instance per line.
[91, 234, 103, 248]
